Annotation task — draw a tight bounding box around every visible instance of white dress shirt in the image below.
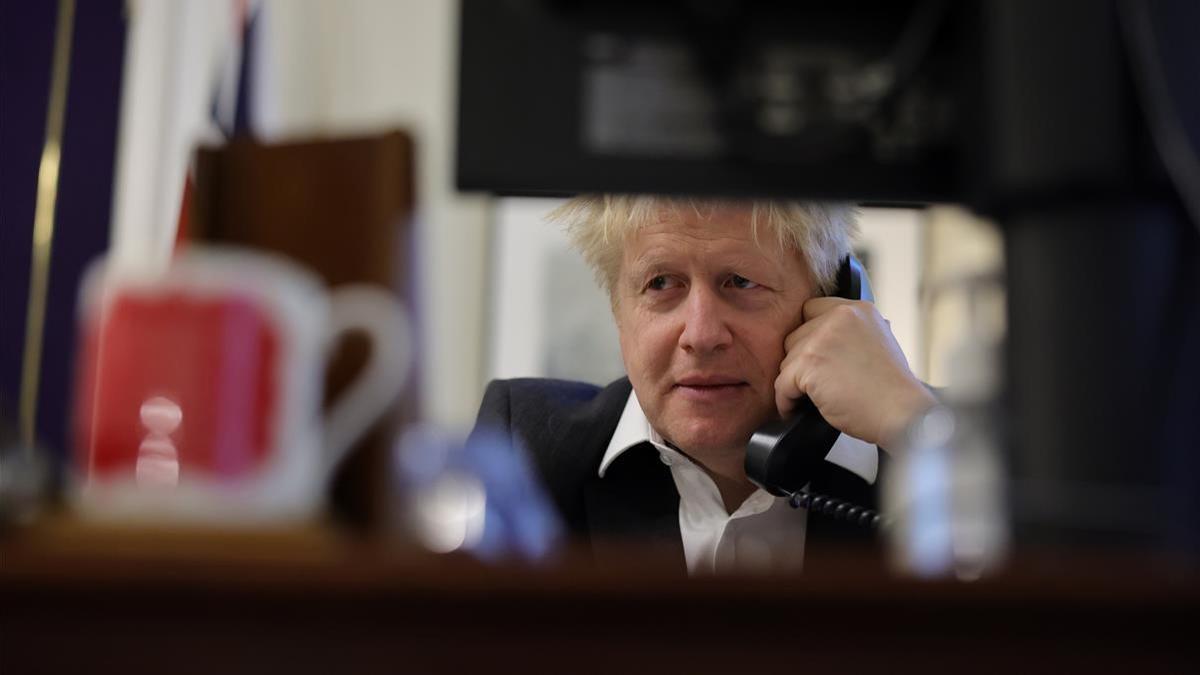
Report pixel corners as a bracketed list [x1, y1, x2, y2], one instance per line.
[598, 390, 879, 575]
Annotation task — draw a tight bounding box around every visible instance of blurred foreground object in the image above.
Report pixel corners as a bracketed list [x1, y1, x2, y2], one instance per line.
[2, 521, 1196, 673]
[885, 271, 1009, 579]
[0, 414, 52, 528]
[458, 0, 1200, 558]
[189, 131, 417, 529]
[393, 425, 564, 563]
[71, 245, 410, 524]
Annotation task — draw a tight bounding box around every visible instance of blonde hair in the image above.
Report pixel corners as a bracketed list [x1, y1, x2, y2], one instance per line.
[547, 195, 858, 298]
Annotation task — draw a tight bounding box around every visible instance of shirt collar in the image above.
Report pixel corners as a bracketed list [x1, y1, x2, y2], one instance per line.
[598, 389, 662, 477]
[598, 390, 879, 484]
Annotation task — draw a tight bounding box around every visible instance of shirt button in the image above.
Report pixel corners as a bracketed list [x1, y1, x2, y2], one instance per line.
[659, 453, 673, 466]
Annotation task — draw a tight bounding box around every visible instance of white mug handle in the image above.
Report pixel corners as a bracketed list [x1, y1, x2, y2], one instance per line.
[321, 285, 411, 472]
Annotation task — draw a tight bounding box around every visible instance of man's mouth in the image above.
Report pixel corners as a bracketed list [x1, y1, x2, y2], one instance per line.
[675, 375, 746, 387]
[673, 376, 749, 397]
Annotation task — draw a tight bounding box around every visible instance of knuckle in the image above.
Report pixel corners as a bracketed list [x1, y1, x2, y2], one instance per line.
[802, 330, 830, 359]
[829, 304, 858, 325]
[833, 301, 880, 329]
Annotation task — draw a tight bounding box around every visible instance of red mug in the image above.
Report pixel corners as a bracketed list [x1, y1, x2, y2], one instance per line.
[71, 246, 410, 523]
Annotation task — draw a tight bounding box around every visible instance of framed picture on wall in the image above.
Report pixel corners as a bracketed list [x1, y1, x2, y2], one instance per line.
[852, 207, 925, 379]
[485, 198, 626, 386]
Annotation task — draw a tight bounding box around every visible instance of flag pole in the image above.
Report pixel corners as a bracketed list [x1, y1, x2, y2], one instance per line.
[19, 0, 76, 452]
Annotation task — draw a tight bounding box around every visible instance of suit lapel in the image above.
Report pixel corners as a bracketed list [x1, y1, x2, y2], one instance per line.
[583, 442, 685, 571]
[560, 378, 686, 571]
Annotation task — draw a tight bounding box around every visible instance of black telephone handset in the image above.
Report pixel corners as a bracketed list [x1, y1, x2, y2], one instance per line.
[744, 256, 883, 528]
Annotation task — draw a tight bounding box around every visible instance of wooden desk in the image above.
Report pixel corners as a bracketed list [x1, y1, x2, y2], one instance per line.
[1, 522, 1196, 674]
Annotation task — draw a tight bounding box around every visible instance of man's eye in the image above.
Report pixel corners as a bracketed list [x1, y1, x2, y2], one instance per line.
[728, 274, 760, 290]
[647, 275, 673, 291]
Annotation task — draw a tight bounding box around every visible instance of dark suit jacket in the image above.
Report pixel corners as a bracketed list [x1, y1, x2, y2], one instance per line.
[472, 377, 881, 571]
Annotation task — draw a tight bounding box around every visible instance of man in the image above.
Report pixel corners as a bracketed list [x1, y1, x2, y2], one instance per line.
[473, 196, 937, 574]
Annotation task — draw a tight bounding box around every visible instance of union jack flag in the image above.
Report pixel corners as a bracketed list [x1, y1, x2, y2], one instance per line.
[110, 0, 269, 271]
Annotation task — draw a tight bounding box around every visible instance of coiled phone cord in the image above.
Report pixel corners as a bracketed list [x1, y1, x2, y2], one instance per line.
[785, 488, 884, 530]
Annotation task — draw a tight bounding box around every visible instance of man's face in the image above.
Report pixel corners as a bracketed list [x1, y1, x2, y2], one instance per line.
[613, 205, 816, 463]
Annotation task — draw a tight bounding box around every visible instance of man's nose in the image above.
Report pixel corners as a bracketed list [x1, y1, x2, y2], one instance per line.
[678, 284, 733, 354]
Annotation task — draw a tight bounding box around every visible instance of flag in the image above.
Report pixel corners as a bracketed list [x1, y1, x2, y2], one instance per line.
[108, 0, 265, 272]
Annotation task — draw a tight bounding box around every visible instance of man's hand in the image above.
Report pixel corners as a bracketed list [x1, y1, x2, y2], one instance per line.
[775, 297, 937, 450]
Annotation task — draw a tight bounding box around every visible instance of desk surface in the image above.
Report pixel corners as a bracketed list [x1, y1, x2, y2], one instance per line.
[1, 521, 1197, 674]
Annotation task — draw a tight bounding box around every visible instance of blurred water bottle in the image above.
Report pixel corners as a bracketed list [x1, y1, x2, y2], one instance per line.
[884, 278, 1009, 580]
[391, 424, 564, 564]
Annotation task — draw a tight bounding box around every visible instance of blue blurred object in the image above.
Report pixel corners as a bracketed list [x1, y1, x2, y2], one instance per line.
[392, 424, 563, 563]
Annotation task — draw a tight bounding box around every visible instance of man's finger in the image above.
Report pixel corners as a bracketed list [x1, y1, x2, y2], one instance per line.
[783, 318, 818, 352]
[775, 369, 804, 418]
[801, 296, 853, 322]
